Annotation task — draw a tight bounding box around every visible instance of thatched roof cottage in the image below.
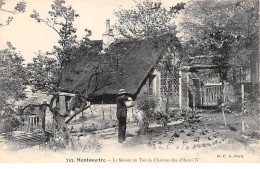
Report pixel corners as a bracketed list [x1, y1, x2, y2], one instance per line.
[60, 19, 201, 110]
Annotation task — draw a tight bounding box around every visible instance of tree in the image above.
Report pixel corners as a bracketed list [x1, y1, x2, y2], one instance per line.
[178, 0, 259, 104]
[28, 0, 114, 148]
[0, 42, 27, 137]
[0, 1, 27, 134]
[0, 0, 26, 27]
[0, 0, 27, 111]
[114, 0, 177, 38]
[26, 51, 59, 93]
[0, 42, 26, 114]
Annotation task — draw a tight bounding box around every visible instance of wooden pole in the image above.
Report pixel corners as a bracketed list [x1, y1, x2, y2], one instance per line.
[110, 104, 112, 120]
[102, 99, 104, 120]
[51, 115, 56, 140]
[179, 70, 182, 110]
[241, 84, 244, 111]
[82, 111, 84, 134]
[222, 109, 227, 126]
[193, 91, 195, 110]
[241, 84, 245, 133]
[223, 84, 226, 104]
[187, 73, 189, 107]
[242, 120, 245, 133]
[59, 95, 66, 116]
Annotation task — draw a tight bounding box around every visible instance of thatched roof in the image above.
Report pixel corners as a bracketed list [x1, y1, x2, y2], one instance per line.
[189, 55, 221, 71]
[60, 34, 180, 98]
[189, 55, 214, 66]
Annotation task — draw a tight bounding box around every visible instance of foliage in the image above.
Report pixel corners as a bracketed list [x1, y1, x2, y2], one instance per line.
[0, 0, 26, 27]
[136, 96, 168, 134]
[0, 42, 26, 113]
[168, 107, 193, 120]
[178, 0, 259, 103]
[0, 116, 21, 134]
[137, 96, 158, 112]
[30, 0, 83, 91]
[178, 0, 259, 73]
[71, 136, 102, 152]
[26, 52, 59, 93]
[114, 0, 182, 38]
[243, 97, 259, 119]
[224, 94, 259, 117]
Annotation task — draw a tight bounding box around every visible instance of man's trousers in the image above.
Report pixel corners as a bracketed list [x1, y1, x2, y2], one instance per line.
[118, 117, 126, 143]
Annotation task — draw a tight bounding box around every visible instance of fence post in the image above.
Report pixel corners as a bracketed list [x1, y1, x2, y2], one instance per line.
[102, 99, 104, 120]
[110, 104, 112, 120]
[82, 111, 84, 134]
[241, 84, 244, 113]
[241, 83, 245, 133]
[179, 70, 182, 111]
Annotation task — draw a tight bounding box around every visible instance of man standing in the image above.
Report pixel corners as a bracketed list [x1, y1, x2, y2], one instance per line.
[116, 89, 130, 143]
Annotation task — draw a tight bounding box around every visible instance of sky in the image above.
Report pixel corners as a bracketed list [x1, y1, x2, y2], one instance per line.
[0, 0, 186, 64]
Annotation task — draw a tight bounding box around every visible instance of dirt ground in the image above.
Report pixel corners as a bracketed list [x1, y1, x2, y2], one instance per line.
[0, 110, 259, 163]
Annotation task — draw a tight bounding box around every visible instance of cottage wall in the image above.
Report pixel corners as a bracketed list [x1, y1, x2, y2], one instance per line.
[194, 79, 201, 107]
[134, 69, 161, 110]
[181, 71, 189, 108]
[134, 69, 191, 111]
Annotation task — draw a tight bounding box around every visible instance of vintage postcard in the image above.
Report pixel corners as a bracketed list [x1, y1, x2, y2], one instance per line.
[0, 0, 259, 163]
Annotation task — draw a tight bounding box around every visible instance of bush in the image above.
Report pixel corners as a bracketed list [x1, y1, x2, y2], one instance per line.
[182, 107, 193, 115]
[137, 97, 158, 112]
[168, 107, 193, 121]
[0, 116, 21, 134]
[150, 111, 169, 126]
[225, 101, 241, 112]
[137, 97, 159, 134]
[71, 136, 102, 152]
[168, 107, 181, 118]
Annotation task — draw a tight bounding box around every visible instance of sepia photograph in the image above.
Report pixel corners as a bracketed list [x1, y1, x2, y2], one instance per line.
[0, 0, 259, 163]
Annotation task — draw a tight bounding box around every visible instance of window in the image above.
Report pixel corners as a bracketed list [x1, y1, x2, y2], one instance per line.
[160, 71, 179, 97]
[36, 116, 39, 125]
[149, 75, 156, 96]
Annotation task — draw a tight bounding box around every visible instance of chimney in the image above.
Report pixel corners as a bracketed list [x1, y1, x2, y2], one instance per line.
[105, 19, 110, 34]
[102, 19, 114, 50]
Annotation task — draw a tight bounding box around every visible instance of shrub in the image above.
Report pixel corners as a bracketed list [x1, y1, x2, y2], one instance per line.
[137, 97, 159, 134]
[0, 116, 21, 134]
[137, 97, 158, 112]
[153, 111, 168, 126]
[182, 107, 192, 115]
[71, 136, 102, 152]
[168, 107, 193, 121]
[168, 107, 181, 118]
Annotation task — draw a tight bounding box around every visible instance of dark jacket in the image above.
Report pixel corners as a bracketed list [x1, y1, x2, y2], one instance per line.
[116, 94, 129, 119]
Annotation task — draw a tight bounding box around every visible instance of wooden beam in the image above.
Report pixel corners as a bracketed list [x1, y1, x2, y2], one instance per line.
[59, 95, 66, 116]
[179, 70, 182, 110]
[189, 65, 231, 71]
[58, 92, 76, 97]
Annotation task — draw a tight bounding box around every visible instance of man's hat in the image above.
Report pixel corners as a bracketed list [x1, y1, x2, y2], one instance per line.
[118, 89, 128, 95]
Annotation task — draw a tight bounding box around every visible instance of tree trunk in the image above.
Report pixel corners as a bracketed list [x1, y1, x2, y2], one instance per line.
[50, 115, 56, 143]
[54, 113, 70, 147]
[38, 107, 47, 150]
[42, 110, 46, 132]
[139, 120, 148, 135]
[49, 95, 89, 149]
[40, 107, 46, 149]
[165, 94, 169, 115]
[221, 81, 225, 104]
